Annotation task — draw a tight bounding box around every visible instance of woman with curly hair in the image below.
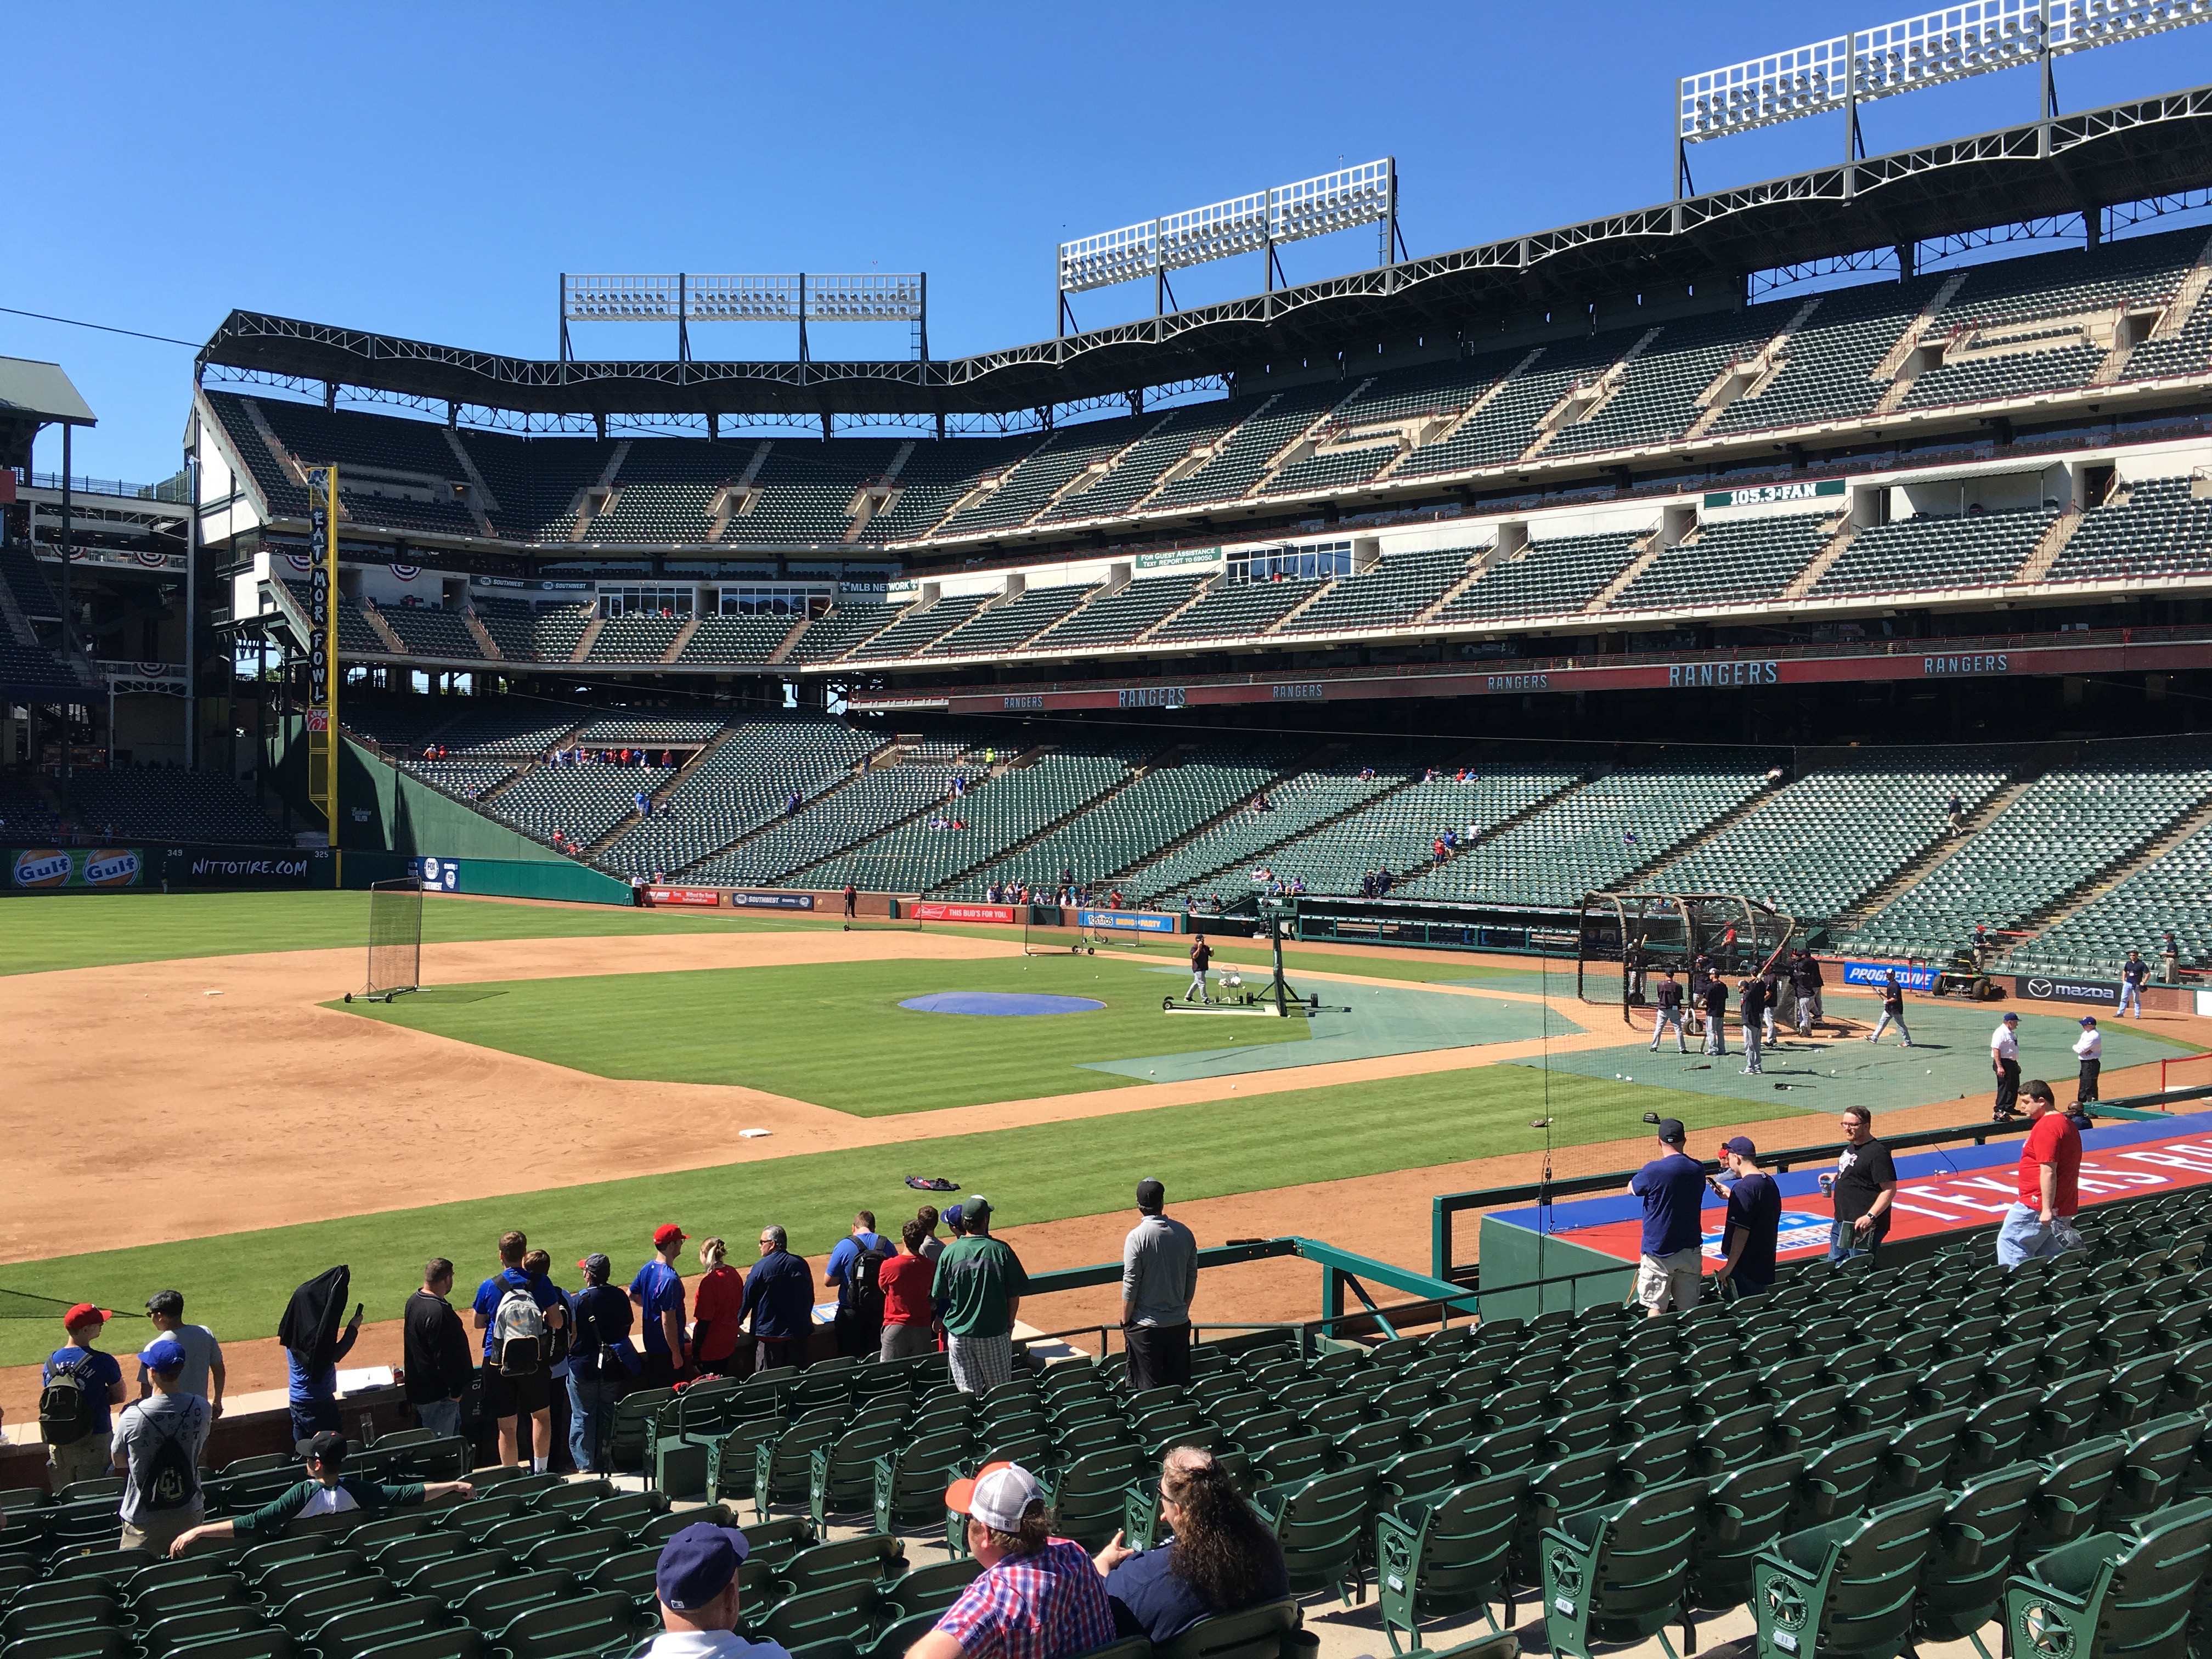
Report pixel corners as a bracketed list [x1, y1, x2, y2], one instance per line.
[1094, 1447, 1289, 1640]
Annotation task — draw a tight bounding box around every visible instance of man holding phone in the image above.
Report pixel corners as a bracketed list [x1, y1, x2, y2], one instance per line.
[1709, 1137, 1780, 1297]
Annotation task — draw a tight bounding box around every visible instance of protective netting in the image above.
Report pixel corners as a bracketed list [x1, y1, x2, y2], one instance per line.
[366, 877, 423, 998]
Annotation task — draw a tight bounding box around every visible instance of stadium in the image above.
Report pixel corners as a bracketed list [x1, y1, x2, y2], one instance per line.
[19, 9, 2212, 1659]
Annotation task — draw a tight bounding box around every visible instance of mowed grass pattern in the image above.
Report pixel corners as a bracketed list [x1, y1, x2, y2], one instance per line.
[0, 1066, 1738, 1366]
[0, 889, 823, 975]
[332, 955, 1311, 1114]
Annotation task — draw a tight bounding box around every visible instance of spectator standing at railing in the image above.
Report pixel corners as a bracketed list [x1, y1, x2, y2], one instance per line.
[1709, 1138, 1779, 1299]
[2164, 932, 2181, 984]
[139, 1290, 223, 1417]
[401, 1260, 471, 1441]
[1628, 1119, 1705, 1316]
[40, 1306, 125, 1493]
[739, 1225, 814, 1374]
[936, 1197, 1026, 1392]
[1997, 1081, 2084, 1268]
[110, 1337, 208, 1554]
[1121, 1180, 1197, 1391]
[880, 1220, 939, 1362]
[629, 1223, 690, 1386]
[1827, 1107, 1896, 1263]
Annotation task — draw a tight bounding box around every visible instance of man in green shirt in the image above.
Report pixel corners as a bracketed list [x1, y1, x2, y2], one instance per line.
[166, 1431, 472, 1555]
[932, 1195, 1027, 1392]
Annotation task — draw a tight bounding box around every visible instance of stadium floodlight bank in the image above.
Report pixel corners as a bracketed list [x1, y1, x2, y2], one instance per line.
[559, 271, 928, 363]
[1056, 159, 1400, 332]
[1676, 0, 2212, 191]
[360, 877, 423, 1003]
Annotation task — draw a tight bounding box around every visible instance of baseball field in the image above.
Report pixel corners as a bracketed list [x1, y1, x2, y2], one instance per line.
[2, 888, 2200, 1409]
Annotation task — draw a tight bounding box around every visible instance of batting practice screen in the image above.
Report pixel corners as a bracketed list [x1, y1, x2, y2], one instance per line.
[366, 878, 424, 999]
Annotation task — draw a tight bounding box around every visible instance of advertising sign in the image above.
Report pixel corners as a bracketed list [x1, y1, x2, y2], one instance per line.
[910, 901, 1018, 924]
[729, 891, 815, 910]
[2013, 973, 2121, 1007]
[410, 857, 461, 891]
[1839, 961, 1940, 991]
[647, 887, 723, 907]
[9, 848, 143, 890]
[187, 849, 318, 887]
[1077, 909, 1178, 934]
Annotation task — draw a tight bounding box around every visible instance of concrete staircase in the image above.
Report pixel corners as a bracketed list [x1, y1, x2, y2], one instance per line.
[2014, 505, 2084, 584]
[464, 611, 503, 661]
[1871, 272, 1973, 413]
[1782, 516, 1860, 600]
[1582, 529, 1666, 613]
[1830, 764, 2052, 938]
[360, 607, 407, 653]
[570, 617, 605, 663]
[1996, 792, 2212, 964]
[662, 618, 701, 664]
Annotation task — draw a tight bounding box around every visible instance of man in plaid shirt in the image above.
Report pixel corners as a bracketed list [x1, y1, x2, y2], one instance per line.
[905, 1463, 1112, 1659]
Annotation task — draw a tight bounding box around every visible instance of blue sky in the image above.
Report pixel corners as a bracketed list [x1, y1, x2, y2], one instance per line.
[15, 2, 2212, 484]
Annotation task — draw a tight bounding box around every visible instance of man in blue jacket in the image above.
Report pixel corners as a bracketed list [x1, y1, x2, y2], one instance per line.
[740, 1225, 815, 1373]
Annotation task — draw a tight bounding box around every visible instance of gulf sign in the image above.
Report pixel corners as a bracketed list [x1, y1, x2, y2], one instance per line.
[1491, 1109, 2212, 1271]
[13, 849, 72, 888]
[82, 850, 140, 888]
[910, 901, 1019, 924]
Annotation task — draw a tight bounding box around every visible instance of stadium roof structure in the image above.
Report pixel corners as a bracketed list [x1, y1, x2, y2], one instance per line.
[200, 84, 2212, 422]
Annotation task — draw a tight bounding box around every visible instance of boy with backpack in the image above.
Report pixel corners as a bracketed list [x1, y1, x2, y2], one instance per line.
[825, 1211, 890, 1360]
[111, 1337, 210, 1553]
[471, 1232, 568, 1472]
[41, 1305, 126, 1493]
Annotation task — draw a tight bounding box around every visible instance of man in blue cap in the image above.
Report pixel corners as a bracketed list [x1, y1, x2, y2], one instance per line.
[642, 1521, 792, 1659]
[110, 1336, 210, 1554]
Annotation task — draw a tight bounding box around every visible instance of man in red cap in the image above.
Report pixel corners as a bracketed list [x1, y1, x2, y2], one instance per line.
[909, 1462, 1113, 1659]
[630, 1223, 690, 1387]
[40, 1305, 126, 1492]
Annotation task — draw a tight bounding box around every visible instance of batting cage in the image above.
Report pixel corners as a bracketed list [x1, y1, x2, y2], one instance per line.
[363, 877, 424, 1002]
[1578, 890, 1797, 1025]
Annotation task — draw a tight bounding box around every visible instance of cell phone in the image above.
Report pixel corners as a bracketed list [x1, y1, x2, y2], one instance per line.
[351, 1303, 364, 1324]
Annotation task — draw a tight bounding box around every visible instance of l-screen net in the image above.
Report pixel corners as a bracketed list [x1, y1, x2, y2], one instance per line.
[366, 877, 424, 1001]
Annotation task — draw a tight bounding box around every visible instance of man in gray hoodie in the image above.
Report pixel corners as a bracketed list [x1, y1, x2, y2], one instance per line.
[1122, 1179, 1198, 1391]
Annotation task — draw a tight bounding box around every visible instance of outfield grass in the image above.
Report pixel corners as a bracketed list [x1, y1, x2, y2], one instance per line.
[332, 955, 1309, 1113]
[0, 1065, 1737, 1365]
[0, 889, 827, 975]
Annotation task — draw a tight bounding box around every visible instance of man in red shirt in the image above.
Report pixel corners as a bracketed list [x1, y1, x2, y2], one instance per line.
[878, 1218, 938, 1361]
[1997, 1079, 2084, 1268]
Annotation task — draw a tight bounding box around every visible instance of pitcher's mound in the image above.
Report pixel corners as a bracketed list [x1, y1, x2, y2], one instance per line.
[899, 991, 1106, 1017]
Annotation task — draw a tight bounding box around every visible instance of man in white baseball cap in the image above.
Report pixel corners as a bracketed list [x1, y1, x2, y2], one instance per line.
[905, 1462, 1113, 1659]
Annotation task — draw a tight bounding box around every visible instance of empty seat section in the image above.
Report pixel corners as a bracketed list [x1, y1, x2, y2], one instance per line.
[1148, 578, 1323, 644]
[931, 423, 1143, 538]
[1707, 278, 1937, 437]
[578, 721, 723, 747]
[2046, 475, 2212, 584]
[954, 742, 1299, 898]
[1607, 511, 1835, 613]
[1144, 383, 1346, 510]
[1035, 407, 1243, 524]
[1808, 506, 2053, 598]
[60, 771, 285, 845]
[1276, 546, 1477, 636]
[678, 616, 799, 665]
[1654, 749, 2010, 923]
[1262, 761, 1582, 895]
[2007, 818, 2212, 979]
[586, 616, 685, 663]
[1122, 759, 1409, 907]
[848, 596, 989, 663]
[1851, 740, 2212, 958]
[376, 605, 485, 661]
[783, 604, 895, 665]
[1025, 574, 1204, 652]
[690, 761, 957, 887]
[1392, 753, 1781, 906]
[466, 596, 539, 661]
[725, 441, 904, 545]
[923, 586, 1096, 658]
[599, 721, 875, 878]
[800, 750, 1134, 895]
[478, 755, 679, 848]
[1433, 532, 1647, 623]
[849, 438, 1038, 544]
[529, 606, 596, 663]
[1546, 311, 1777, 457]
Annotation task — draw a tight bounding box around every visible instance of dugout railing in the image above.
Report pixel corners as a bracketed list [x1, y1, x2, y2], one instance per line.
[1427, 1079, 2212, 1283]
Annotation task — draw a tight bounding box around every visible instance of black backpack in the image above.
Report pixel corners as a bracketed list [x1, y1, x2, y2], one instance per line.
[850, 1240, 895, 1319]
[38, 1353, 94, 1446]
[131, 1406, 201, 1513]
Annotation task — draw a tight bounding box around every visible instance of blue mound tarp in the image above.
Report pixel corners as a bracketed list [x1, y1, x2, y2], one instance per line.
[899, 991, 1107, 1017]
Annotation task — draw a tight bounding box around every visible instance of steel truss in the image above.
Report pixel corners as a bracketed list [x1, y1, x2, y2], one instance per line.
[198, 85, 2212, 425]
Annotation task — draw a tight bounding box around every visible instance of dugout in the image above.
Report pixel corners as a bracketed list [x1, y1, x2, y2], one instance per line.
[1288, 894, 1579, 956]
